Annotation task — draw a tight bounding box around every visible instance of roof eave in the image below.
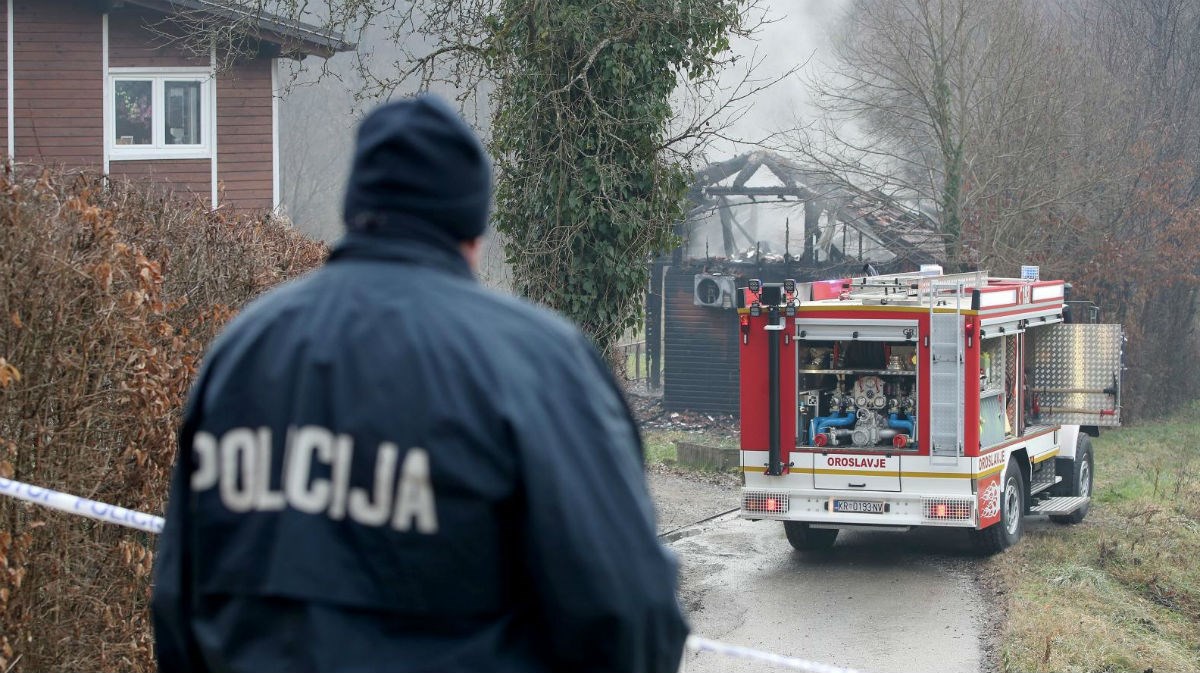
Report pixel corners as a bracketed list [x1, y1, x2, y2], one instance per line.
[119, 0, 356, 58]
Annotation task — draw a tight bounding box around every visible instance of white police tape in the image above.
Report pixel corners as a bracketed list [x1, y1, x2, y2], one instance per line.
[0, 478, 878, 673]
[0, 476, 164, 534]
[685, 635, 869, 673]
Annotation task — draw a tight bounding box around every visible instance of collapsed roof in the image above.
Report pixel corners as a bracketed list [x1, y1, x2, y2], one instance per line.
[682, 151, 944, 269]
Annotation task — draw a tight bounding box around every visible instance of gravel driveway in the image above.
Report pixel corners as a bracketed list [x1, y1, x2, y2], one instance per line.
[646, 465, 739, 535]
[645, 466, 995, 673]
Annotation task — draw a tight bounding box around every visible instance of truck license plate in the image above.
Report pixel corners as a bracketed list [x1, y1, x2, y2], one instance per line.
[832, 499, 888, 514]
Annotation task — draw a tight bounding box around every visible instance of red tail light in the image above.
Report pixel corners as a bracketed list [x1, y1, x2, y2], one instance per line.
[924, 499, 972, 520]
[744, 492, 789, 513]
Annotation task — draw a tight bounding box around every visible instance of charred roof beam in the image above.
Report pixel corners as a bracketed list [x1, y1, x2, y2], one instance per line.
[730, 156, 763, 188]
[716, 196, 756, 257]
[704, 186, 811, 198]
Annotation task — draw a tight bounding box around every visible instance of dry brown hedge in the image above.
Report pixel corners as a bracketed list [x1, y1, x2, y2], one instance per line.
[0, 166, 326, 672]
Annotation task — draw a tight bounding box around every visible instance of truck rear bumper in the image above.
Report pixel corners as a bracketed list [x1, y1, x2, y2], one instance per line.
[740, 487, 978, 528]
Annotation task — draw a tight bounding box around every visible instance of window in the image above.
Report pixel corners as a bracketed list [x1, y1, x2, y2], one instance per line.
[108, 69, 212, 160]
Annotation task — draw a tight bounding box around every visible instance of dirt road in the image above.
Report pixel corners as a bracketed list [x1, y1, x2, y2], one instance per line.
[648, 470, 994, 673]
[648, 446, 993, 671]
[671, 520, 991, 673]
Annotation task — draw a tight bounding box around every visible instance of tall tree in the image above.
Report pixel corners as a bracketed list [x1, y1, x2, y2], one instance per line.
[797, 0, 1200, 418]
[1052, 0, 1200, 418]
[792, 0, 1122, 271]
[486, 2, 746, 351]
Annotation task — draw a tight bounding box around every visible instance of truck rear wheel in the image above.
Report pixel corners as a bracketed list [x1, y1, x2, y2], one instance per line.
[1051, 435, 1093, 524]
[970, 463, 1024, 555]
[784, 522, 838, 551]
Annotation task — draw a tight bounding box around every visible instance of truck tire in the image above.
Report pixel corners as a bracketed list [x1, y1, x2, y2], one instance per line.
[784, 522, 838, 551]
[1050, 434, 1093, 525]
[970, 463, 1024, 555]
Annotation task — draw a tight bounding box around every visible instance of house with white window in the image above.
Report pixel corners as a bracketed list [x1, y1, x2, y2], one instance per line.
[1, 0, 353, 211]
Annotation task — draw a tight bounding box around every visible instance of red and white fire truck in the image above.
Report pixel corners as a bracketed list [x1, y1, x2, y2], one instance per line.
[737, 269, 1122, 553]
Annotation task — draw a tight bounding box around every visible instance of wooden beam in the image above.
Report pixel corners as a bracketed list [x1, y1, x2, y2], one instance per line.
[704, 186, 807, 197]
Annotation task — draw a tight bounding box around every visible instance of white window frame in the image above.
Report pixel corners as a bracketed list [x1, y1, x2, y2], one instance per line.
[107, 67, 214, 161]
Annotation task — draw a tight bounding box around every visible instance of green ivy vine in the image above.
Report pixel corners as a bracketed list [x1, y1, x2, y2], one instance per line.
[485, 0, 746, 357]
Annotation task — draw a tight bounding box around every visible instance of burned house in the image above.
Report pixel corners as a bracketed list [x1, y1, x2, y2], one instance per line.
[646, 151, 944, 414]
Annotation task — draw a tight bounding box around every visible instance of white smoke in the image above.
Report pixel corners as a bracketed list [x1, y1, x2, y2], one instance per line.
[706, 0, 848, 160]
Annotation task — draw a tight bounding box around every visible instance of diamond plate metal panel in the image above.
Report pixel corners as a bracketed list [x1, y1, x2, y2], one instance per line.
[1030, 496, 1090, 515]
[1005, 336, 1019, 431]
[931, 383, 958, 405]
[1031, 324, 1123, 426]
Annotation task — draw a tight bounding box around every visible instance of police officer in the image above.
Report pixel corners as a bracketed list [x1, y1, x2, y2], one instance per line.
[151, 95, 689, 673]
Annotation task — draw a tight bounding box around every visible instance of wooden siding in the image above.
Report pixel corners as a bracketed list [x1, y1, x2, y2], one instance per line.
[217, 58, 273, 211]
[104, 7, 211, 205]
[109, 158, 211, 205]
[662, 265, 741, 414]
[0, 8, 6, 159]
[5, 0, 277, 211]
[108, 7, 208, 68]
[12, 0, 102, 167]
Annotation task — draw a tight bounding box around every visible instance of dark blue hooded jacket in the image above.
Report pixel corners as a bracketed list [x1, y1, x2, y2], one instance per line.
[153, 94, 687, 671]
[150, 231, 689, 672]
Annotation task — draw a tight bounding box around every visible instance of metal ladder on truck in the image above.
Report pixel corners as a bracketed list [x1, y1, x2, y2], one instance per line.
[921, 273, 984, 465]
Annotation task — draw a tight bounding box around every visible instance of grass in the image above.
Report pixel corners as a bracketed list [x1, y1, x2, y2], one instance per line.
[624, 347, 647, 382]
[995, 402, 1200, 673]
[640, 428, 739, 468]
[642, 428, 681, 465]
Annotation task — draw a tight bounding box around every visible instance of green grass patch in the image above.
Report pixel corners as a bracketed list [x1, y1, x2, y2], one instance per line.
[995, 402, 1200, 672]
[642, 429, 681, 465]
[640, 428, 739, 467]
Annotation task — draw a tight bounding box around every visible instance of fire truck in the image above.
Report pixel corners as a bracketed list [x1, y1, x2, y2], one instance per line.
[737, 268, 1122, 553]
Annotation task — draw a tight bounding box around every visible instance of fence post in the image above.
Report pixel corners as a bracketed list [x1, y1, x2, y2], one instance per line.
[636, 342, 643, 382]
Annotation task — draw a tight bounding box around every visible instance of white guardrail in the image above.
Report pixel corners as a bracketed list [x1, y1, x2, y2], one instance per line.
[0, 477, 875, 673]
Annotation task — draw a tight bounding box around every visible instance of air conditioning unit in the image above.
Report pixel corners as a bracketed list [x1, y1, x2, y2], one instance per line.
[694, 273, 737, 309]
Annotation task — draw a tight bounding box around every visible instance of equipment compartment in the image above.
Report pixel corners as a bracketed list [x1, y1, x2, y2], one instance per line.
[796, 340, 919, 451]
